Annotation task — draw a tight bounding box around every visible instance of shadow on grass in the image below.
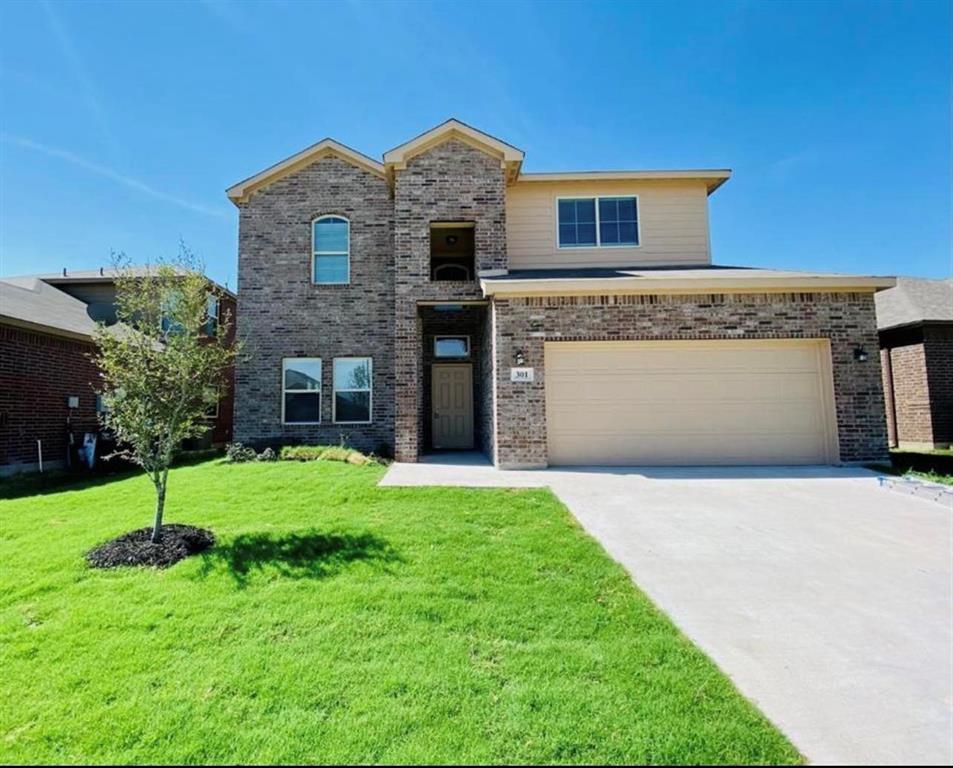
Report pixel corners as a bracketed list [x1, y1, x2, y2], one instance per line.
[0, 451, 222, 501]
[0, 466, 137, 501]
[199, 529, 401, 586]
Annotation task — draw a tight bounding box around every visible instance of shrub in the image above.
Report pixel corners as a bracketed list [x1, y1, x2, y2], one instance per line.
[279, 445, 329, 462]
[257, 447, 277, 462]
[226, 442, 257, 463]
[278, 445, 378, 466]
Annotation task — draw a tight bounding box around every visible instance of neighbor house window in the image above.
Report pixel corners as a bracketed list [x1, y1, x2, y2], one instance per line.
[204, 294, 219, 335]
[313, 215, 350, 284]
[557, 196, 639, 248]
[434, 336, 470, 358]
[203, 387, 219, 419]
[333, 357, 372, 423]
[282, 358, 322, 424]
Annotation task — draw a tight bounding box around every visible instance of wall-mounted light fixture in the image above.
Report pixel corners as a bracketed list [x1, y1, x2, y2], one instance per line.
[514, 349, 526, 366]
[853, 346, 869, 362]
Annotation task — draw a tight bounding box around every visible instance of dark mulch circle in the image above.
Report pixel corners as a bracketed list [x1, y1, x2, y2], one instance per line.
[87, 524, 215, 569]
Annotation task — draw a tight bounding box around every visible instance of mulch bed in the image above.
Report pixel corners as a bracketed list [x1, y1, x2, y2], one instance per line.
[87, 524, 215, 569]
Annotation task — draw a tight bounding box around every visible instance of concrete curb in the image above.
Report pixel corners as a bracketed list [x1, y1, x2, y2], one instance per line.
[878, 475, 953, 506]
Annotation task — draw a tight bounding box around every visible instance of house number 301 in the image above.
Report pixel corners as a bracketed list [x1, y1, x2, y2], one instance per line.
[510, 367, 535, 383]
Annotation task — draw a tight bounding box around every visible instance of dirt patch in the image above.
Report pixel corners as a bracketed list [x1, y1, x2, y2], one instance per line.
[87, 524, 215, 569]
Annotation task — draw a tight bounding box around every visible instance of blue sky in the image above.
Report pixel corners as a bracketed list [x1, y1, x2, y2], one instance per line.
[1, 0, 950, 288]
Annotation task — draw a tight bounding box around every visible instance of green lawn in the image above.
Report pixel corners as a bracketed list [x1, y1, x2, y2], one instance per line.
[0, 460, 799, 765]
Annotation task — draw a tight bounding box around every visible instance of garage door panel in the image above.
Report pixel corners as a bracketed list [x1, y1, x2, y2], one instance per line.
[550, 401, 825, 435]
[549, 434, 827, 466]
[548, 373, 822, 403]
[545, 340, 836, 466]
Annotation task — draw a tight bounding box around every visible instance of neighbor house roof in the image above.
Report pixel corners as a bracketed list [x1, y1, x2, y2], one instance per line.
[480, 265, 896, 297]
[0, 277, 100, 340]
[227, 118, 731, 204]
[875, 276, 953, 331]
[32, 266, 236, 298]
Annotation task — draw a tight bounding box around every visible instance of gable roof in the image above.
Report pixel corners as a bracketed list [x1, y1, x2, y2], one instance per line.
[227, 138, 386, 204]
[382, 118, 524, 182]
[226, 118, 731, 203]
[875, 276, 953, 331]
[0, 277, 100, 340]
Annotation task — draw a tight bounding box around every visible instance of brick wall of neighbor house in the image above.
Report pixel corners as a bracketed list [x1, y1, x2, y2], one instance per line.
[208, 293, 237, 446]
[883, 342, 932, 447]
[233, 156, 395, 454]
[923, 325, 953, 446]
[0, 324, 100, 473]
[492, 291, 888, 467]
[393, 140, 507, 461]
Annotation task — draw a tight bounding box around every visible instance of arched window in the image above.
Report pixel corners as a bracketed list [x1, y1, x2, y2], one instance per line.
[432, 262, 471, 281]
[312, 215, 350, 284]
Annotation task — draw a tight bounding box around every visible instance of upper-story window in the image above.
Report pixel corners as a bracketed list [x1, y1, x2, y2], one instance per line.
[430, 222, 475, 281]
[557, 196, 639, 248]
[204, 294, 219, 335]
[313, 215, 350, 284]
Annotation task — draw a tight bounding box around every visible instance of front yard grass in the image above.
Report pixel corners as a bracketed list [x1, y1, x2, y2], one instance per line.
[0, 460, 799, 765]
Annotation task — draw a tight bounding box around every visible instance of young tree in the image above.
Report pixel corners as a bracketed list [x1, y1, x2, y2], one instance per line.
[94, 253, 236, 543]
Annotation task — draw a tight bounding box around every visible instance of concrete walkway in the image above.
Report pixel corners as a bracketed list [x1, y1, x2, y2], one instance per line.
[381, 454, 953, 765]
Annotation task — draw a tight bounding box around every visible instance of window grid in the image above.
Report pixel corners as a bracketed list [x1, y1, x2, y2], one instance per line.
[557, 196, 639, 249]
[282, 358, 322, 425]
[333, 357, 373, 424]
[312, 215, 350, 285]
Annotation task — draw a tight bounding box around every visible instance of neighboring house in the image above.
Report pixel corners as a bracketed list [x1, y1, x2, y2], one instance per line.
[876, 277, 953, 450]
[0, 268, 236, 475]
[229, 118, 894, 468]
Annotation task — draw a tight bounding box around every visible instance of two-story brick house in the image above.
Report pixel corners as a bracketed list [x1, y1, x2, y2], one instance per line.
[229, 119, 893, 468]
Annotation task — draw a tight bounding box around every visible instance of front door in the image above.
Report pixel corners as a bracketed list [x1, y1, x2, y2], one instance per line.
[432, 364, 474, 449]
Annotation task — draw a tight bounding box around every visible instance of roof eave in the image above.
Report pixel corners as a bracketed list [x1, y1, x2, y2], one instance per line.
[0, 314, 95, 342]
[481, 275, 896, 297]
[227, 138, 386, 205]
[515, 169, 733, 194]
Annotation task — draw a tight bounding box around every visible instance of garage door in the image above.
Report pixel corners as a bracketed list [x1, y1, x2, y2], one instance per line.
[545, 339, 837, 466]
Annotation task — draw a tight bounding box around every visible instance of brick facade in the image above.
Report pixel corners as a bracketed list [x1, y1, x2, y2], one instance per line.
[0, 324, 100, 473]
[392, 140, 507, 461]
[234, 156, 395, 454]
[231, 134, 889, 468]
[491, 292, 889, 467]
[881, 323, 953, 448]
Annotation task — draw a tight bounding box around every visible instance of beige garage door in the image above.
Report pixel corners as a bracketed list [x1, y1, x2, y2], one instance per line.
[545, 339, 837, 466]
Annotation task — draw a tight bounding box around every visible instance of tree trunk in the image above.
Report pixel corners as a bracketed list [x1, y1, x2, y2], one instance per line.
[152, 479, 166, 543]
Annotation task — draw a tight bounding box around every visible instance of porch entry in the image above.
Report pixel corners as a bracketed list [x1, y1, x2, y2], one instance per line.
[431, 364, 474, 449]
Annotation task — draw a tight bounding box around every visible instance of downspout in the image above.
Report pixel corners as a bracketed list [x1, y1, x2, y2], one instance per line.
[882, 347, 899, 448]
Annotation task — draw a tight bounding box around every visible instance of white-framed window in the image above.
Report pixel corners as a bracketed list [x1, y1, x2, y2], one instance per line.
[204, 294, 219, 335]
[312, 215, 350, 284]
[282, 358, 322, 424]
[434, 335, 470, 358]
[556, 196, 639, 248]
[333, 357, 372, 424]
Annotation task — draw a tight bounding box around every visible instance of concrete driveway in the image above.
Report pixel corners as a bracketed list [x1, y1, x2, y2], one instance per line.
[382, 458, 953, 765]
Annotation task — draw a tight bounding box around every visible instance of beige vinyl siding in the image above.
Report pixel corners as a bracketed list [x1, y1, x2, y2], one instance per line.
[545, 339, 838, 466]
[506, 179, 711, 269]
